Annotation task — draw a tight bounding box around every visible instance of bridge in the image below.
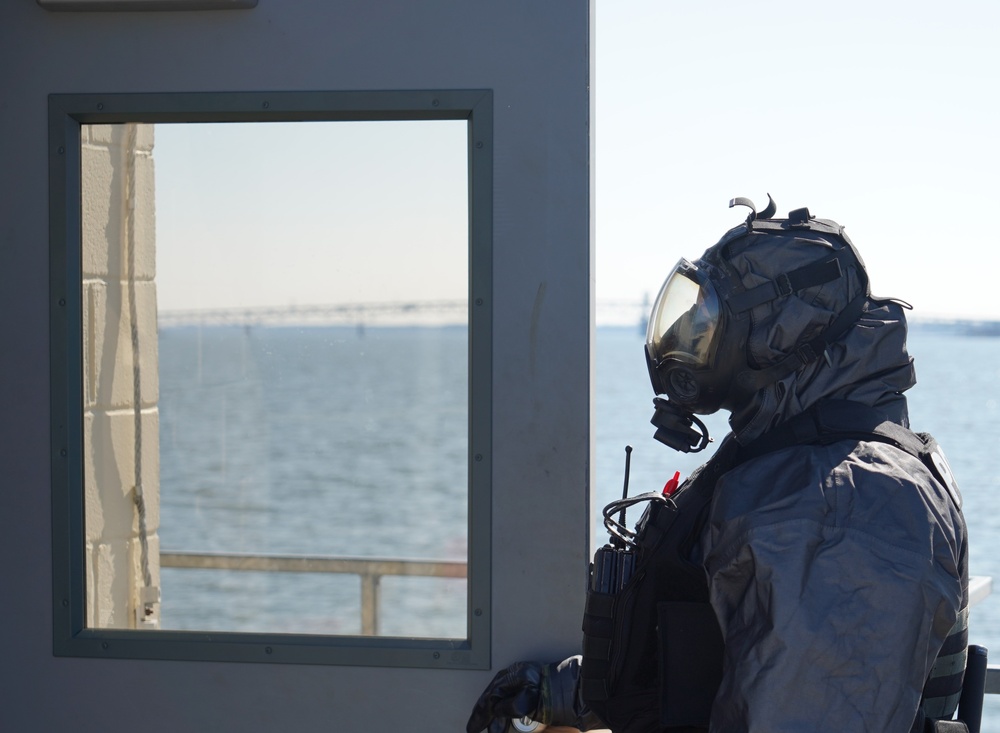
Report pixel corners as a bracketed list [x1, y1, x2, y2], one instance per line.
[157, 299, 469, 327]
[157, 298, 652, 327]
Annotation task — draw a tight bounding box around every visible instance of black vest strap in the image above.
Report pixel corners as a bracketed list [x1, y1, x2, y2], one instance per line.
[737, 399, 925, 465]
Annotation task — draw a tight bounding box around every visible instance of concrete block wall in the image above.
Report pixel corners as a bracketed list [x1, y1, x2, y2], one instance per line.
[81, 123, 161, 629]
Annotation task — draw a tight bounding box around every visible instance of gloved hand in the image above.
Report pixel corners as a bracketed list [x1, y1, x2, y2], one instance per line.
[466, 655, 600, 733]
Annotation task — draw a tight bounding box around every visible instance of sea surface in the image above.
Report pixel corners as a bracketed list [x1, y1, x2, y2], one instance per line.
[157, 324, 470, 638]
[158, 321, 1000, 723]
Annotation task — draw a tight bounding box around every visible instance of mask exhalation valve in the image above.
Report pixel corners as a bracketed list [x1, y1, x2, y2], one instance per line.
[651, 397, 712, 453]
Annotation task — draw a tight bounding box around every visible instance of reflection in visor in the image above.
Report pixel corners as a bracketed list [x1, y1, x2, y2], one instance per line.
[645, 259, 721, 369]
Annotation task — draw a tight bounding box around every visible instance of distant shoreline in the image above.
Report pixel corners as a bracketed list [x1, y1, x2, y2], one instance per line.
[156, 319, 1000, 336]
[597, 317, 1000, 338]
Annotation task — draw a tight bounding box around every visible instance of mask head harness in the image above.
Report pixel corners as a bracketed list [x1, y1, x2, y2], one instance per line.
[645, 195, 871, 452]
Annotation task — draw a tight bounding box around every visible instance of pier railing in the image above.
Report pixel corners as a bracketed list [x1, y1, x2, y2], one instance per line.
[970, 577, 1000, 697]
[159, 551, 467, 636]
[160, 556, 999, 698]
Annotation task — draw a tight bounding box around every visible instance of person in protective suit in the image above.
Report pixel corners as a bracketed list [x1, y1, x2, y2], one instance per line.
[466, 197, 969, 733]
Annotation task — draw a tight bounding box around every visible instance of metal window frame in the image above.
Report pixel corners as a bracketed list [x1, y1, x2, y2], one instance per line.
[38, 0, 258, 10]
[49, 89, 493, 669]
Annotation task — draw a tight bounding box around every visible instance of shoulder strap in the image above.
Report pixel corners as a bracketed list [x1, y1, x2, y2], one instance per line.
[737, 399, 963, 510]
[738, 399, 919, 464]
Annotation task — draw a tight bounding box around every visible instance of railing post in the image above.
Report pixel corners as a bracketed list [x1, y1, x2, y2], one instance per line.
[360, 572, 381, 636]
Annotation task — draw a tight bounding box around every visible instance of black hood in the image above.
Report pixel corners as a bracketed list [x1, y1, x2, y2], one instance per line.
[729, 298, 915, 443]
[694, 212, 915, 444]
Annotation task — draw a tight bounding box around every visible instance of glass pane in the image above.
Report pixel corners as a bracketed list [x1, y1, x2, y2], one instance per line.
[81, 120, 469, 638]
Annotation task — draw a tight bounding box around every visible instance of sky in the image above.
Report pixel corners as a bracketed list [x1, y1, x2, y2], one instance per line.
[153, 1, 1000, 322]
[595, 0, 1000, 322]
[153, 120, 469, 315]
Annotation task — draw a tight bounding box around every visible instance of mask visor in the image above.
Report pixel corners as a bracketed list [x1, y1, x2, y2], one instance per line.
[645, 259, 722, 376]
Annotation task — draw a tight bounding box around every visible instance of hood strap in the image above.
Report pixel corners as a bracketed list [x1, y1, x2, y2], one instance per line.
[727, 252, 847, 314]
[734, 289, 870, 394]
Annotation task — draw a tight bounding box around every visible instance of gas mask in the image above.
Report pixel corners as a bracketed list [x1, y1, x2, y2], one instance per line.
[644, 257, 744, 452]
[644, 197, 871, 453]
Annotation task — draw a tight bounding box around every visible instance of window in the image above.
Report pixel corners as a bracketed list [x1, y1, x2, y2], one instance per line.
[50, 91, 493, 668]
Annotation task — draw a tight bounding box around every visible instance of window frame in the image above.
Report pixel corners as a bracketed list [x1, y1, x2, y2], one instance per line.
[49, 90, 493, 669]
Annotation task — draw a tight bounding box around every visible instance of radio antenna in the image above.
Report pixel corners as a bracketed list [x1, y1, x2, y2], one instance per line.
[618, 445, 632, 530]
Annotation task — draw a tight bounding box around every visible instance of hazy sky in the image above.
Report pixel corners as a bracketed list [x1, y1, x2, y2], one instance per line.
[596, 0, 1000, 321]
[153, 120, 468, 314]
[153, 1, 1000, 322]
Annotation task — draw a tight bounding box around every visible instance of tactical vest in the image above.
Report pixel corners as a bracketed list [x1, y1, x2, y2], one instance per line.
[580, 399, 969, 733]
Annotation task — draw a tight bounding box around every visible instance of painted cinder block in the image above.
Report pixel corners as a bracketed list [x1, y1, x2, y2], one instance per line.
[92, 540, 130, 629]
[85, 541, 95, 627]
[87, 123, 155, 154]
[81, 121, 162, 632]
[92, 536, 159, 630]
[84, 408, 160, 544]
[81, 142, 119, 279]
[82, 124, 156, 281]
[82, 279, 159, 410]
[129, 533, 161, 628]
[131, 150, 157, 281]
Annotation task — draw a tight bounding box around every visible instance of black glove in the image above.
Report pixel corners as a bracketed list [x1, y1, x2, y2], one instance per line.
[466, 655, 600, 733]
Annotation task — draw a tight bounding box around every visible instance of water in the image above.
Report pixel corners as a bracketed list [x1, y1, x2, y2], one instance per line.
[158, 322, 1000, 722]
[157, 325, 469, 637]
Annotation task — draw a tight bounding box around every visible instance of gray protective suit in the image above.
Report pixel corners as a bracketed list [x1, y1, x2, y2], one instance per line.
[694, 237, 968, 733]
[468, 209, 970, 733]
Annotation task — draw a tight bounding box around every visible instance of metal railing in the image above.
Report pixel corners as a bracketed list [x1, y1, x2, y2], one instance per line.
[962, 577, 999, 697]
[160, 551, 467, 636]
[159, 555, 999, 697]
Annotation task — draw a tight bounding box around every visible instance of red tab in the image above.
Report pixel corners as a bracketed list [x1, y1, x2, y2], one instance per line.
[662, 470, 681, 496]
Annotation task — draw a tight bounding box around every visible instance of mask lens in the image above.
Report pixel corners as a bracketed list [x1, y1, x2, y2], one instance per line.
[645, 259, 721, 370]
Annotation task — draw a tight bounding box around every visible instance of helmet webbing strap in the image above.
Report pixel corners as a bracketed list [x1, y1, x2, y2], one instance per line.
[729, 229, 872, 394]
[727, 251, 849, 314]
[735, 286, 869, 394]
